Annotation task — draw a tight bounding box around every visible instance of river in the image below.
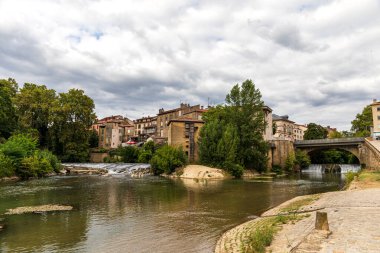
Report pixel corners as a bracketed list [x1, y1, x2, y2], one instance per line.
[0, 171, 345, 253]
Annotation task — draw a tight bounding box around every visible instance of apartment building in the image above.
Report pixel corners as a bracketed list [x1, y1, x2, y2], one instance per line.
[372, 99, 380, 139]
[273, 114, 306, 141]
[167, 118, 204, 162]
[134, 116, 157, 141]
[92, 115, 134, 148]
[156, 103, 203, 138]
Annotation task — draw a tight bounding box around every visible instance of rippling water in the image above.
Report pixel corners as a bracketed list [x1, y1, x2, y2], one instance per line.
[0, 174, 343, 253]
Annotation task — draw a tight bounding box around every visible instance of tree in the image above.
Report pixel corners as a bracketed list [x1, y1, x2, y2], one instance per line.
[0, 78, 18, 139]
[14, 83, 56, 147]
[304, 123, 328, 140]
[89, 130, 99, 148]
[49, 89, 96, 162]
[351, 105, 372, 137]
[198, 79, 269, 174]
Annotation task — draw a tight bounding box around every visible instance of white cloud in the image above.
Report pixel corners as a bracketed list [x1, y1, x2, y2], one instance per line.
[0, 0, 379, 130]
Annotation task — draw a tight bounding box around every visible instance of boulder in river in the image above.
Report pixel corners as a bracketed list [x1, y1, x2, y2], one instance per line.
[5, 205, 73, 215]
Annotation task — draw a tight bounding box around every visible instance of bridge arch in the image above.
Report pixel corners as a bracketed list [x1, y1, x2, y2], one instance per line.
[300, 147, 361, 164]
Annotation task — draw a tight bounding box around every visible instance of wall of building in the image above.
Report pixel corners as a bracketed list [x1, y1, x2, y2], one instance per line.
[372, 100, 380, 138]
[168, 121, 203, 162]
[90, 152, 109, 163]
[270, 140, 295, 169]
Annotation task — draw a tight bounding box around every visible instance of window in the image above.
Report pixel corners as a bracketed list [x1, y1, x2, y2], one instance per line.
[378, 116, 380, 120]
[377, 107, 380, 111]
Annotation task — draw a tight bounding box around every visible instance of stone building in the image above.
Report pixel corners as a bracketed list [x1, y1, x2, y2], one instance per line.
[371, 99, 380, 139]
[156, 103, 204, 138]
[273, 114, 306, 141]
[167, 118, 204, 162]
[92, 115, 134, 149]
[134, 116, 157, 141]
[263, 106, 273, 141]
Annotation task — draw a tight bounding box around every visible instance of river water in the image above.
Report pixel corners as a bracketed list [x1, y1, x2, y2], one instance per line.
[0, 171, 344, 253]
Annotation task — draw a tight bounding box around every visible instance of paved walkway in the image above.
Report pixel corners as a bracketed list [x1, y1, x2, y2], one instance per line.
[268, 188, 380, 253]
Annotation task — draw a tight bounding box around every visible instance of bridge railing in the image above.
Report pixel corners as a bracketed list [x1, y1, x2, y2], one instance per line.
[295, 137, 365, 146]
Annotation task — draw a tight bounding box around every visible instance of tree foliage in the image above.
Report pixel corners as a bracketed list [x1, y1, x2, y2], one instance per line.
[49, 89, 96, 162]
[14, 83, 56, 147]
[198, 80, 269, 175]
[304, 123, 328, 140]
[0, 78, 18, 139]
[351, 105, 372, 137]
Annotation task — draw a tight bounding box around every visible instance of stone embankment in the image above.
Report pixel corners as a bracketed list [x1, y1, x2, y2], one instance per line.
[216, 175, 380, 253]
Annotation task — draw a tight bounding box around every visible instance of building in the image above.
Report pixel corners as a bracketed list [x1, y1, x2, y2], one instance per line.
[263, 106, 273, 141]
[167, 118, 204, 162]
[156, 103, 204, 138]
[134, 116, 157, 141]
[371, 99, 380, 139]
[273, 114, 306, 141]
[92, 115, 134, 149]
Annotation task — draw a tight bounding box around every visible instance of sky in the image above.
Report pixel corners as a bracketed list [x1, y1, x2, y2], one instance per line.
[0, 0, 379, 130]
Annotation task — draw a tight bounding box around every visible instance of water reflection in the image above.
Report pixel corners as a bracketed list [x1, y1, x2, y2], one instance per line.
[0, 175, 342, 253]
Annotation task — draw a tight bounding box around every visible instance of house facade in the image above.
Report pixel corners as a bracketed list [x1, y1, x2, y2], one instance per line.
[372, 99, 380, 139]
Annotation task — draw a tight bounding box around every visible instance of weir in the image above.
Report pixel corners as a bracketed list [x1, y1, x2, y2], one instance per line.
[62, 163, 151, 175]
[303, 164, 361, 174]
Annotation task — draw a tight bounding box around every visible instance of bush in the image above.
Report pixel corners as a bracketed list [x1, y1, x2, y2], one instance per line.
[0, 153, 15, 177]
[284, 152, 296, 172]
[150, 145, 188, 175]
[295, 150, 311, 169]
[137, 141, 157, 163]
[0, 134, 37, 164]
[222, 161, 244, 178]
[17, 150, 54, 179]
[38, 149, 61, 173]
[110, 146, 140, 163]
[271, 165, 283, 174]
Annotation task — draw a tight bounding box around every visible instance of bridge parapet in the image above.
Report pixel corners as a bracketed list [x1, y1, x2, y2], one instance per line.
[295, 137, 365, 147]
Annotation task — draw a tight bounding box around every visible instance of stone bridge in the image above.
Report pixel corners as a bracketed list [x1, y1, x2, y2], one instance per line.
[294, 138, 380, 169]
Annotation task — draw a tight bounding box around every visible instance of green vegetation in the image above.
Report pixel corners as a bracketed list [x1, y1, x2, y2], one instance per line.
[0, 77, 97, 165]
[345, 171, 359, 187]
[304, 123, 328, 140]
[284, 150, 311, 172]
[0, 134, 60, 179]
[351, 105, 372, 137]
[0, 78, 18, 140]
[198, 80, 269, 177]
[309, 149, 359, 164]
[150, 145, 188, 175]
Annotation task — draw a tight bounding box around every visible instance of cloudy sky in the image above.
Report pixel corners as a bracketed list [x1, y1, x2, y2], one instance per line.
[1, 0, 379, 130]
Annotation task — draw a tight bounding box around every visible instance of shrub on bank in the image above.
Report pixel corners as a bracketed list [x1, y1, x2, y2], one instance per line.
[0, 134, 60, 179]
[150, 145, 187, 175]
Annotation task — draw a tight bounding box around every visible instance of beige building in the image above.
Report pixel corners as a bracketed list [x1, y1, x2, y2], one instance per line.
[371, 99, 380, 139]
[273, 114, 306, 141]
[156, 103, 205, 138]
[167, 118, 204, 162]
[134, 116, 157, 141]
[92, 115, 134, 149]
[263, 106, 273, 141]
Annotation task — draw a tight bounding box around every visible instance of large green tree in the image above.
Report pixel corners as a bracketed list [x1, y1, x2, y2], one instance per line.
[49, 89, 96, 162]
[304, 123, 328, 140]
[0, 78, 18, 140]
[14, 83, 56, 147]
[351, 105, 372, 137]
[198, 79, 269, 174]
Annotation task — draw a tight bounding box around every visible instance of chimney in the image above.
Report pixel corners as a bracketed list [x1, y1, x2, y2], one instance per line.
[201, 106, 204, 109]
[373, 99, 377, 103]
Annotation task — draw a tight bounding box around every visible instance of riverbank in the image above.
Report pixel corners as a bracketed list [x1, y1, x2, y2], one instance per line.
[215, 170, 380, 253]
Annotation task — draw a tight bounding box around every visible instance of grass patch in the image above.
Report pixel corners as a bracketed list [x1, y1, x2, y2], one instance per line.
[280, 195, 320, 213]
[358, 170, 380, 182]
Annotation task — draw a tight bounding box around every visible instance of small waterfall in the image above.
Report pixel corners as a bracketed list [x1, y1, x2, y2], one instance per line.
[303, 164, 360, 174]
[62, 163, 152, 177]
[303, 164, 323, 173]
[339, 164, 360, 173]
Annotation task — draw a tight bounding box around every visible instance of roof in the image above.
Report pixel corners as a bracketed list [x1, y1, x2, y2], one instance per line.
[183, 109, 208, 115]
[262, 105, 272, 112]
[272, 114, 295, 123]
[167, 118, 204, 126]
